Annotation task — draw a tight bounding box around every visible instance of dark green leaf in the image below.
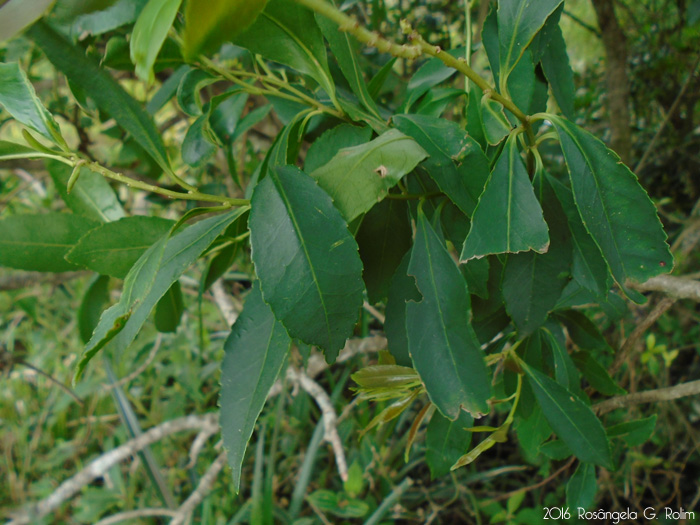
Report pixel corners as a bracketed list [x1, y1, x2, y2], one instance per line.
[426, 411, 474, 479]
[543, 326, 580, 394]
[304, 123, 372, 173]
[221, 283, 291, 492]
[78, 275, 111, 344]
[540, 25, 575, 119]
[182, 0, 267, 61]
[571, 352, 625, 396]
[555, 310, 613, 354]
[566, 463, 597, 511]
[47, 160, 125, 223]
[384, 251, 420, 367]
[209, 92, 249, 143]
[231, 103, 272, 142]
[234, 0, 335, 99]
[404, 48, 463, 109]
[130, 0, 182, 83]
[250, 166, 364, 359]
[507, 51, 548, 120]
[356, 199, 412, 304]
[310, 129, 427, 222]
[182, 112, 219, 167]
[480, 96, 511, 145]
[606, 415, 657, 446]
[548, 115, 673, 288]
[393, 114, 489, 217]
[524, 363, 612, 468]
[515, 403, 552, 463]
[176, 68, 218, 117]
[28, 21, 174, 177]
[154, 281, 184, 332]
[539, 439, 571, 460]
[146, 64, 189, 115]
[0, 62, 64, 145]
[67, 216, 174, 278]
[414, 87, 464, 118]
[407, 209, 491, 419]
[367, 57, 397, 99]
[498, 0, 564, 79]
[0, 213, 98, 272]
[461, 134, 549, 261]
[316, 6, 380, 118]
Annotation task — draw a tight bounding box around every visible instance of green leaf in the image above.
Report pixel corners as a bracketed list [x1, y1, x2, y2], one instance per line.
[384, 251, 420, 367]
[209, 92, 249, 142]
[234, 0, 335, 99]
[220, 283, 291, 493]
[176, 68, 218, 117]
[154, 281, 184, 332]
[249, 166, 364, 359]
[367, 57, 396, 100]
[28, 21, 174, 177]
[306, 490, 369, 519]
[67, 216, 174, 278]
[606, 415, 657, 446]
[310, 129, 428, 222]
[77, 209, 245, 380]
[540, 25, 575, 119]
[182, 112, 220, 167]
[0, 140, 60, 161]
[571, 352, 625, 396]
[56, 0, 146, 37]
[182, 0, 268, 61]
[0, 62, 65, 146]
[130, 0, 182, 83]
[0, 213, 99, 272]
[497, 0, 564, 80]
[393, 114, 490, 217]
[404, 48, 463, 109]
[554, 310, 613, 354]
[78, 275, 112, 344]
[548, 175, 610, 297]
[426, 411, 474, 479]
[524, 363, 612, 468]
[47, 160, 125, 223]
[407, 209, 491, 419]
[480, 96, 511, 145]
[304, 123, 372, 173]
[539, 439, 572, 460]
[461, 134, 549, 261]
[0, 0, 54, 43]
[315, 5, 380, 118]
[566, 463, 597, 511]
[548, 115, 673, 288]
[356, 199, 412, 304]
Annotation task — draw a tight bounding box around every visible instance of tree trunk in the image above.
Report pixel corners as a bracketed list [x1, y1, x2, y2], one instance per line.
[591, 0, 632, 165]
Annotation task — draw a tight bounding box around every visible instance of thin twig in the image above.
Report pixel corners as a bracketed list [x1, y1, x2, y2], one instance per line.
[186, 424, 220, 469]
[104, 334, 162, 391]
[170, 451, 228, 525]
[610, 297, 675, 375]
[93, 508, 177, 525]
[363, 301, 386, 324]
[8, 414, 218, 525]
[287, 367, 349, 482]
[595, 380, 700, 415]
[484, 458, 576, 504]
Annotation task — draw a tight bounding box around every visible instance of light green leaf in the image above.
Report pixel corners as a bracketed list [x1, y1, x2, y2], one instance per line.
[0, 140, 60, 161]
[315, 5, 380, 118]
[426, 411, 474, 479]
[249, 165, 364, 359]
[0, 213, 98, 272]
[548, 115, 673, 287]
[0, 62, 65, 146]
[393, 114, 489, 217]
[234, 0, 335, 99]
[524, 363, 612, 468]
[0, 0, 54, 43]
[130, 0, 183, 83]
[461, 133, 549, 261]
[356, 199, 412, 304]
[154, 281, 184, 332]
[77, 209, 245, 380]
[566, 463, 597, 511]
[47, 160, 125, 223]
[497, 0, 564, 80]
[304, 123, 372, 173]
[28, 21, 174, 177]
[55, 0, 146, 37]
[310, 129, 428, 222]
[67, 216, 174, 278]
[220, 283, 291, 492]
[182, 0, 268, 61]
[407, 209, 491, 419]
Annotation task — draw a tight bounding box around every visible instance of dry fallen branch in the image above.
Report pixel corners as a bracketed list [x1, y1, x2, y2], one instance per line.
[595, 380, 700, 415]
[632, 275, 700, 302]
[93, 508, 177, 525]
[287, 367, 349, 482]
[8, 413, 218, 525]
